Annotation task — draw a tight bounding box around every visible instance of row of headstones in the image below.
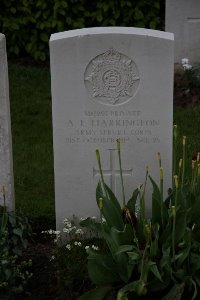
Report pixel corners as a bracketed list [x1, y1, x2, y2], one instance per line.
[0, 1, 199, 230]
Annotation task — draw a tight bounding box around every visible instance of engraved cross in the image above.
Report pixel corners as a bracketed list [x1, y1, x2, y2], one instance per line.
[93, 149, 133, 194]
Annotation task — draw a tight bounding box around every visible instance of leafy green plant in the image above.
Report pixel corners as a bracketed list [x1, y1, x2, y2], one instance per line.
[0, 188, 32, 299]
[0, 0, 164, 61]
[44, 218, 106, 299]
[78, 132, 200, 299]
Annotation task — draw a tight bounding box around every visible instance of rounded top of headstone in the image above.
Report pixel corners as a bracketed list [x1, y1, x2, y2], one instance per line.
[50, 27, 174, 42]
[0, 34, 5, 49]
[0, 33, 5, 39]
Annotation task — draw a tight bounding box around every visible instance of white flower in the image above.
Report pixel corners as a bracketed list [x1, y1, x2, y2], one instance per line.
[91, 245, 99, 251]
[75, 228, 84, 235]
[181, 58, 192, 70]
[85, 245, 90, 253]
[91, 216, 96, 220]
[74, 241, 82, 247]
[55, 230, 60, 235]
[183, 64, 192, 70]
[50, 255, 55, 261]
[102, 217, 106, 224]
[66, 244, 71, 250]
[181, 58, 189, 65]
[80, 217, 86, 221]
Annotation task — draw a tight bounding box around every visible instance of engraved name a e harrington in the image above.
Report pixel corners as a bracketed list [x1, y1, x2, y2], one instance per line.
[84, 48, 140, 105]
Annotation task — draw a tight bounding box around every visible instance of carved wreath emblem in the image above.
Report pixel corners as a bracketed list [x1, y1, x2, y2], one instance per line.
[84, 48, 140, 105]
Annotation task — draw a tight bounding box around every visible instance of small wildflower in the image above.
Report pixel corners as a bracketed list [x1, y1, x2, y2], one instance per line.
[66, 244, 71, 250]
[66, 222, 72, 228]
[50, 255, 55, 261]
[102, 217, 106, 223]
[181, 58, 189, 65]
[85, 245, 90, 253]
[181, 58, 192, 70]
[75, 228, 84, 235]
[91, 245, 99, 251]
[80, 217, 86, 221]
[74, 241, 82, 247]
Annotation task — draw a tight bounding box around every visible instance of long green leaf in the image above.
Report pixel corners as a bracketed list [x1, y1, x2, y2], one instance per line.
[161, 283, 185, 300]
[80, 217, 104, 234]
[148, 261, 163, 282]
[126, 187, 140, 213]
[96, 182, 124, 231]
[117, 280, 147, 299]
[78, 286, 112, 300]
[105, 183, 122, 212]
[174, 210, 187, 243]
[149, 176, 162, 225]
[88, 253, 120, 285]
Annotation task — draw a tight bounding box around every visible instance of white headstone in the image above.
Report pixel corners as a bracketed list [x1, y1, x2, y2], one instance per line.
[0, 34, 14, 210]
[50, 27, 174, 229]
[166, 0, 200, 63]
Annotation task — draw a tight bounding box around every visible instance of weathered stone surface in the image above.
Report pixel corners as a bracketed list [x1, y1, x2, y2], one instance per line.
[166, 0, 200, 63]
[0, 34, 14, 210]
[50, 27, 174, 229]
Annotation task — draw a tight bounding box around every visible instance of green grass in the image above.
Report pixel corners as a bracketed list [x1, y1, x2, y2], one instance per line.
[8, 63, 200, 219]
[9, 64, 54, 218]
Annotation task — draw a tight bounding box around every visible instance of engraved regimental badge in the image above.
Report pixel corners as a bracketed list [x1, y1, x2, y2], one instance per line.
[84, 48, 140, 105]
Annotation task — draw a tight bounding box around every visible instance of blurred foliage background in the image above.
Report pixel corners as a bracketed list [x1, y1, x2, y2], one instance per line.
[0, 0, 165, 61]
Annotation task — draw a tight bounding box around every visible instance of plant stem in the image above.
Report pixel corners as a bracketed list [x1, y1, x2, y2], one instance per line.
[173, 125, 178, 180]
[172, 176, 178, 266]
[140, 167, 148, 221]
[96, 149, 108, 199]
[160, 167, 164, 229]
[140, 224, 150, 282]
[172, 205, 176, 266]
[181, 136, 186, 188]
[116, 139, 126, 207]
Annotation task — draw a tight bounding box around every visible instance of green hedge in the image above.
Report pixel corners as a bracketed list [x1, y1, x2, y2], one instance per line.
[0, 0, 164, 61]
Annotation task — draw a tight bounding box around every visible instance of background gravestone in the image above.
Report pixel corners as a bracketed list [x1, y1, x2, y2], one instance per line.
[0, 34, 15, 210]
[50, 27, 174, 229]
[166, 0, 200, 63]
